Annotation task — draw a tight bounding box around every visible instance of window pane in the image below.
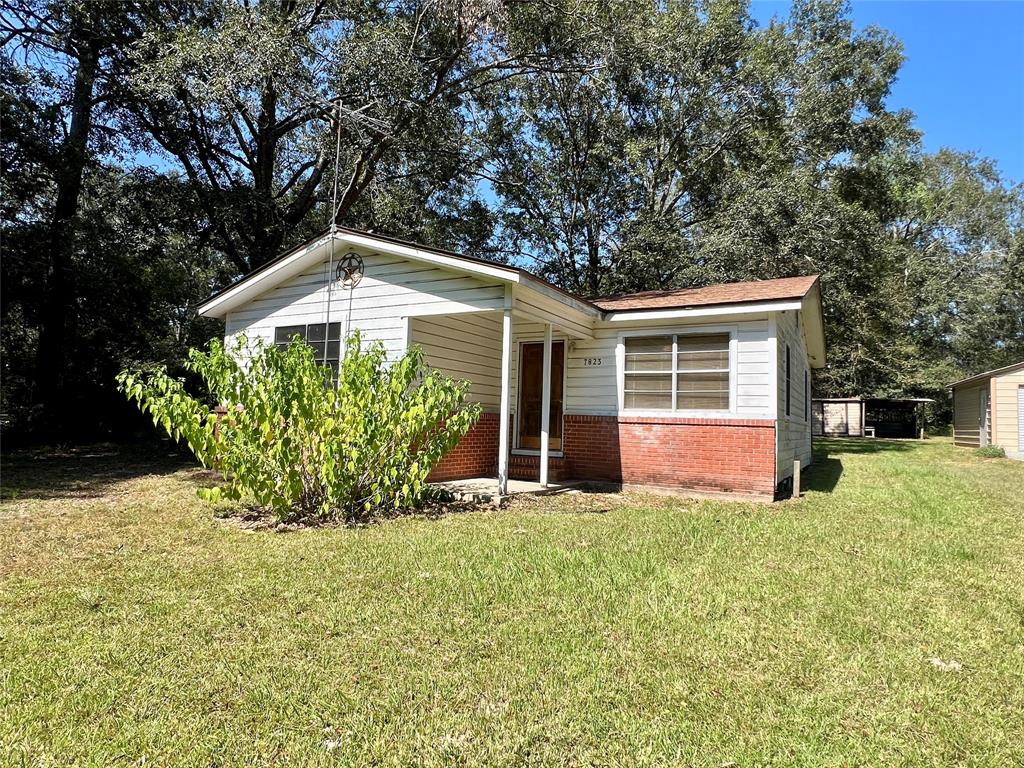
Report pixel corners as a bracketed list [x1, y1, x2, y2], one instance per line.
[676, 371, 729, 410]
[325, 340, 341, 361]
[624, 372, 673, 410]
[324, 361, 339, 386]
[678, 391, 730, 410]
[625, 336, 672, 354]
[274, 325, 306, 344]
[625, 335, 672, 372]
[625, 391, 673, 409]
[327, 322, 341, 341]
[626, 353, 673, 372]
[306, 323, 327, 342]
[677, 334, 729, 370]
[307, 341, 326, 359]
[625, 373, 673, 391]
[676, 372, 729, 392]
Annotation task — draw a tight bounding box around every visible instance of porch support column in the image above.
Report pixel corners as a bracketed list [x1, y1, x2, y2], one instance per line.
[539, 322, 552, 488]
[497, 305, 513, 497]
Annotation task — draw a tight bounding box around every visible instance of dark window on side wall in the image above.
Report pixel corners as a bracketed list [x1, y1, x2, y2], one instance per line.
[804, 369, 809, 421]
[785, 344, 791, 417]
[274, 322, 342, 382]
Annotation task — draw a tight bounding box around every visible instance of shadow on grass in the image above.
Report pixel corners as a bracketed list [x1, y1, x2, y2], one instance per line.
[804, 438, 919, 495]
[804, 457, 843, 494]
[815, 437, 915, 455]
[0, 442, 196, 501]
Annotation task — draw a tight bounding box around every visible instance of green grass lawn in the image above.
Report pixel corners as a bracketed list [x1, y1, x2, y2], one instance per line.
[1, 439, 1022, 766]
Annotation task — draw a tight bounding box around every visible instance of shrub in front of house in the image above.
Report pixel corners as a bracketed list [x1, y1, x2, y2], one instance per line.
[974, 445, 1006, 459]
[117, 332, 480, 523]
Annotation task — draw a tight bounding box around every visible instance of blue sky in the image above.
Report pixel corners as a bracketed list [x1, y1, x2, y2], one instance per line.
[749, 0, 1024, 184]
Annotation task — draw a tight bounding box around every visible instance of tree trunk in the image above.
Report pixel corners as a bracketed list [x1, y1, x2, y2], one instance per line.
[34, 15, 100, 434]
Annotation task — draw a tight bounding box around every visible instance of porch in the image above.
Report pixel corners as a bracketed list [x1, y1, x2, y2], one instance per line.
[408, 289, 597, 497]
[433, 477, 581, 504]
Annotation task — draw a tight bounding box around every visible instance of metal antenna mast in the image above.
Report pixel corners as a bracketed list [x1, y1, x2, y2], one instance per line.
[324, 98, 344, 374]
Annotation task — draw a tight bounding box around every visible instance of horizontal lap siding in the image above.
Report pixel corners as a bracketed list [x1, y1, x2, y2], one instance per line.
[509, 315, 773, 418]
[993, 372, 1024, 453]
[224, 252, 504, 362]
[776, 310, 812, 483]
[411, 314, 502, 411]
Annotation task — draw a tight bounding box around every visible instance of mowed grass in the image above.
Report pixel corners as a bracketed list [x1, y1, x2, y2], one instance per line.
[1, 440, 1023, 767]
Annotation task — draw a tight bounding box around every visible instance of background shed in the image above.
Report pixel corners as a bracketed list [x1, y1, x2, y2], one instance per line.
[951, 362, 1024, 458]
[812, 398, 931, 439]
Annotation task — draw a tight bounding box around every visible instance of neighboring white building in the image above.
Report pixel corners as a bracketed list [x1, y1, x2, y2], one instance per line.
[199, 228, 825, 499]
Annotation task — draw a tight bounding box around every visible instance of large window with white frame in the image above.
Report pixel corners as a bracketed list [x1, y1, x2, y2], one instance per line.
[622, 332, 731, 411]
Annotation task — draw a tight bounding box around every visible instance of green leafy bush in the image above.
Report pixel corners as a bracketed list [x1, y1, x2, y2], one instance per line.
[117, 333, 480, 523]
[974, 445, 1006, 459]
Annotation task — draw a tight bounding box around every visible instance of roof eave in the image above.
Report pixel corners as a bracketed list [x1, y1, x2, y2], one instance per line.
[603, 298, 804, 322]
[802, 278, 827, 369]
[197, 230, 523, 320]
[949, 360, 1024, 388]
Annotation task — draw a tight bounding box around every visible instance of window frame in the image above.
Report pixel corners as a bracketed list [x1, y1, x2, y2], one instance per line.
[804, 368, 809, 422]
[785, 344, 791, 417]
[273, 322, 342, 383]
[616, 326, 737, 416]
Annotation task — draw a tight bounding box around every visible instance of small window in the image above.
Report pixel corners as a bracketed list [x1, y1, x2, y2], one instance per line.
[785, 345, 791, 417]
[804, 369, 809, 421]
[623, 333, 730, 412]
[274, 322, 342, 381]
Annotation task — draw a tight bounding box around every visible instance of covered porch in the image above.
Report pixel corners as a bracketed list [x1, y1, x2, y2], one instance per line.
[407, 285, 597, 497]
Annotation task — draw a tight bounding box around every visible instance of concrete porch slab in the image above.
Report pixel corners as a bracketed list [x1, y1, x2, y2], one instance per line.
[432, 477, 579, 504]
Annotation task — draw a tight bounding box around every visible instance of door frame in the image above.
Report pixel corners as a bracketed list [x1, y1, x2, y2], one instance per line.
[513, 338, 568, 455]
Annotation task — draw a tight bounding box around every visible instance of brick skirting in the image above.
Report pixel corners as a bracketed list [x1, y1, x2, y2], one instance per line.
[429, 412, 777, 498]
[564, 414, 776, 497]
[427, 412, 499, 482]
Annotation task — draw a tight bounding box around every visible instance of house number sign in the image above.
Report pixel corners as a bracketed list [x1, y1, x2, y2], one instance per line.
[583, 357, 603, 366]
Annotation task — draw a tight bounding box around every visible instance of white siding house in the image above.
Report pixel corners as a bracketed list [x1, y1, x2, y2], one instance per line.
[200, 228, 826, 499]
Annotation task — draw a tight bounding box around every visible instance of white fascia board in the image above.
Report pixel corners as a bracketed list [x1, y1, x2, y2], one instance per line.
[604, 300, 802, 323]
[519, 274, 603, 319]
[198, 231, 520, 319]
[198, 234, 334, 318]
[801, 284, 827, 369]
[336, 232, 520, 284]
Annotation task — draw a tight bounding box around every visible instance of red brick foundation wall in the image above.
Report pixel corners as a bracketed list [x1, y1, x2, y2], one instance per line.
[508, 453, 569, 482]
[564, 415, 776, 497]
[427, 412, 499, 482]
[429, 412, 777, 497]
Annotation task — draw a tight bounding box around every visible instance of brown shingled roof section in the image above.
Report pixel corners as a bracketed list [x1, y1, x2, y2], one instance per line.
[592, 275, 820, 312]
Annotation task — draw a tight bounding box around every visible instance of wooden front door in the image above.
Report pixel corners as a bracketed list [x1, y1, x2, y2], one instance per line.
[517, 341, 564, 451]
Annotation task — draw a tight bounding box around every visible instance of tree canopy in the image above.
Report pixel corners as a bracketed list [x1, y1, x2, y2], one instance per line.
[2, 0, 1021, 440]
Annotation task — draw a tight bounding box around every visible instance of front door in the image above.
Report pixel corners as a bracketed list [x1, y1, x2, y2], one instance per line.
[517, 341, 564, 451]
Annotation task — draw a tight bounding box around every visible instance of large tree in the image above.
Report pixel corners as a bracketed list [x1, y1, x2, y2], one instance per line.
[123, 0, 586, 273]
[1, 0, 151, 432]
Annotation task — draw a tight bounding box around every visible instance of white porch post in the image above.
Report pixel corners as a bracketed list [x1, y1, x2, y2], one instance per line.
[539, 322, 552, 488]
[497, 306, 513, 496]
